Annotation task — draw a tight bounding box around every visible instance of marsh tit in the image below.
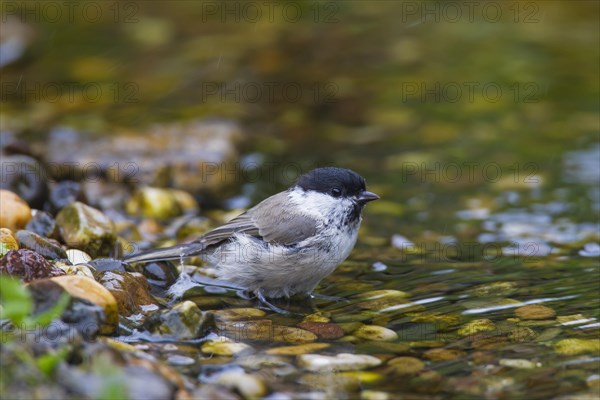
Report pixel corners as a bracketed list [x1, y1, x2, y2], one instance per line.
[125, 167, 379, 310]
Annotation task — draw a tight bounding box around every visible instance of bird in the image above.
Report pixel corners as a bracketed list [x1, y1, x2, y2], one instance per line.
[125, 167, 379, 312]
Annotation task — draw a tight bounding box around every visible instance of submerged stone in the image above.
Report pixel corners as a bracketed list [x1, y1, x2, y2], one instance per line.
[212, 370, 268, 399]
[354, 325, 398, 341]
[388, 356, 425, 375]
[145, 300, 211, 339]
[297, 322, 344, 339]
[457, 319, 497, 337]
[499, 359, 539, 369]
[554, 339, 600, 356]
[423, 348, 465, 361]
[266, 343, 330, 356]
[298, 353, 382, 372]
[55, 202, 116, 258]
[515, 305, 556, 320]
[211, 307, 266, 321]
[201, 337, 253, 356]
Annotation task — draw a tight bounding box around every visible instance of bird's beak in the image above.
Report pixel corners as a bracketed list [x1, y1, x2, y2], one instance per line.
[357, 191, 380, 204]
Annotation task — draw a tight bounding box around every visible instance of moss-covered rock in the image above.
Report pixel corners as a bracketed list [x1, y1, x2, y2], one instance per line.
[55, 202, 116, 258]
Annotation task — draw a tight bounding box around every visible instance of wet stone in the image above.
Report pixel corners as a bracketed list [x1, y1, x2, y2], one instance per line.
[96, 271, 156, 316]
[138, 260, 179, 296]
[298, 353, 382, 372]
[16, 230, 68, 260]
[48, 275, 119, 335]
[145, 300, 212, 340]
[515, 305, 556, 320]
[0, 190, 32, 230]
[55, 202, 116, 258]
[0, 249, 66, 282]
[0, 228, 19, 256]
[297, 322, 344, 339]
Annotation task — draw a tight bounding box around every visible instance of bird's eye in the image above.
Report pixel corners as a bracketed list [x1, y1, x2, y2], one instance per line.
[331, 188, 342, 197]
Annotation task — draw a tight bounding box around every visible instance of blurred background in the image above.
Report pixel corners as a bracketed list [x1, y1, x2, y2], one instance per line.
[1, 2, 600, 399]
[2, 1, 598, 244]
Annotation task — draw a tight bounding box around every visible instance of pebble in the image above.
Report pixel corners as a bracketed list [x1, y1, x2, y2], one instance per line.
[126, 187, 184, 219]
[0, 190, 32, 230]
[298, 353, 382, 372]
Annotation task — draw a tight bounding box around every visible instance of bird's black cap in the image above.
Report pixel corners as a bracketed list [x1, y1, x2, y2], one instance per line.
[296, 167, 367, 197]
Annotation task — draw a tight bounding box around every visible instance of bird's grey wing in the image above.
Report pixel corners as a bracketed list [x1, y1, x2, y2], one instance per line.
[125, 191, 317, 264]
[201, 191, 318, 247]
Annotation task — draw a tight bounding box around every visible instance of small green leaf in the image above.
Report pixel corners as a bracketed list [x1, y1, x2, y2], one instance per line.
[0, 276, 33, 326]
[35, 347, 69, 377]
